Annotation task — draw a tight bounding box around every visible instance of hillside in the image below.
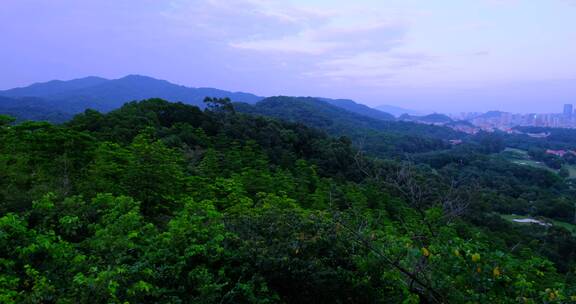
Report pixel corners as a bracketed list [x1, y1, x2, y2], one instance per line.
[236, 96, 463, 156]
[236, 96, 392, 130]
[321, 98, 395, 121]
[376, 104, 422, 116]
[238, 96, 459, 136]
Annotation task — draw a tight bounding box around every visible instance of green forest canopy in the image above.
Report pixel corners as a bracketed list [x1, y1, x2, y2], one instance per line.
[1, 98, 575, 303]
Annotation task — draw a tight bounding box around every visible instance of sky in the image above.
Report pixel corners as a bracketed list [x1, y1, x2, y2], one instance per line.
[1, 0, 575, 113]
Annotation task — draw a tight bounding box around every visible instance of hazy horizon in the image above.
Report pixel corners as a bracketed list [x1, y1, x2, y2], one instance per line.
[4, 73, 576, 115]
[2, 0, 575, 113]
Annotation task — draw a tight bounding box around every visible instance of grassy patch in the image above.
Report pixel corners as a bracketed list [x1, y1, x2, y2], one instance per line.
[501, 148, 555, 172]
[551, 219, 576, 235]
[510, 159, 552, 171]
[565, 165, 576, 179]
[502, 148, 529, 158]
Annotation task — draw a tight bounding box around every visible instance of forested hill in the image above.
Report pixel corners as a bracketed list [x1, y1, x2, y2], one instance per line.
[321, 98, 396, 121]
[236, 96, 464, 156]
[1, 98, 575, 303]
[0, 96, 72, 123]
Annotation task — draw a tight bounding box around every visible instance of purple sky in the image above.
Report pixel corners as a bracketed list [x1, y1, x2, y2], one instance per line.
[1, 0, 576, 113]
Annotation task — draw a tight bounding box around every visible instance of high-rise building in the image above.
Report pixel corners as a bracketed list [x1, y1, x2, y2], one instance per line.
[563, 104, 573, 119]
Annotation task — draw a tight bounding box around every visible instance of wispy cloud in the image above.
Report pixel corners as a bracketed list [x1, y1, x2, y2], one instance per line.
[306, 51, 437, 86]
[230, 22, 406, 55]
[162, 0, 331, 40]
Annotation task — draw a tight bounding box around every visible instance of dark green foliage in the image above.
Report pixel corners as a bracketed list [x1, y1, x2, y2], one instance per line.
[473, 131, 505, 154]
[1, 99, 575, 303]
[0, 96, 73, 123]
[0, 114, 16, 126]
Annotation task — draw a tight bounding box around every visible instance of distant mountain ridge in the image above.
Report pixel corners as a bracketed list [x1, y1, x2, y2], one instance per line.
[0, 75, 263, 113]
[236, 96, 461, 139]
[375, 104, 422, 117]
[476, 111, 508, 119]
[0, 75, 397, 122]
[3, 76, 109, 98]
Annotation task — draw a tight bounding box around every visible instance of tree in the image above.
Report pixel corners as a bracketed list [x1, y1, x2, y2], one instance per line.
[204, 97, 236, 114]
[559, 166, 570, 178]
[476, 131, 505, 154]
[0, 114, 15, 127]
[122, 131, 186, 216]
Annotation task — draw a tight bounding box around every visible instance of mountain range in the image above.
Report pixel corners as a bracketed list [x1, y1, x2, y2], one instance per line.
[0, 75, 262, 118]
[0, 74, 467, 159]
[0, 75, 401, 123]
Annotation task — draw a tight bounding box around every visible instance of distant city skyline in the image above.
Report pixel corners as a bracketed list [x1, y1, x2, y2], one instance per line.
[455, 103, 576, 116]
[448, 103, 576, 132]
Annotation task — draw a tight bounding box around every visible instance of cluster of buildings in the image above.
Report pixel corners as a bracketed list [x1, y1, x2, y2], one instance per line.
[546, 149, 576, 157]
[449, 104, 576, 132]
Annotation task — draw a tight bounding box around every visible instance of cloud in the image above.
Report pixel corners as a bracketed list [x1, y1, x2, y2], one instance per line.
[230, 22, 405, 55]
[230, 34, 337, 55]
[306, 51, 437, 86]
[161, 0, 331, 41]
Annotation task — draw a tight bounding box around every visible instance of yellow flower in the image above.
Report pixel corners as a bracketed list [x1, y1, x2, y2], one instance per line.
[421, 247, 430, 257]
[493, 267, 501, 278]
[453, 249, 461, 257]
[549, 292, 556, 300]
[471, 253, 481, 263]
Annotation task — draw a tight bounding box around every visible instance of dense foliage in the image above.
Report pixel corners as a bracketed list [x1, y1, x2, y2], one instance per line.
[1, 99, 575, 303]
[0, 96, 72, 123]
